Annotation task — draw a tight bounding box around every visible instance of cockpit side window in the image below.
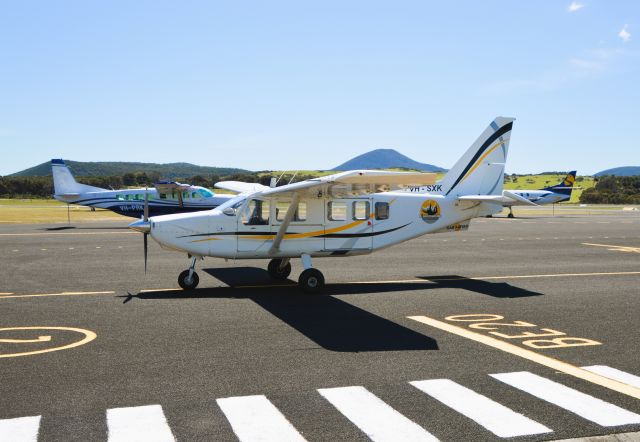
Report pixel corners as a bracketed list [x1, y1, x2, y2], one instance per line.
[198, 188, 214, 198]
[242, 199, 270, 225]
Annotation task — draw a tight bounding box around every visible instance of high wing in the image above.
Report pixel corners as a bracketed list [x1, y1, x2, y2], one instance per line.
[256, 170, 437, 198]
[214, 181, 270, 194]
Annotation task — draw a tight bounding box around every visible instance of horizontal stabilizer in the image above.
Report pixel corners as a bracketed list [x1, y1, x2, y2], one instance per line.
[457, 192, 539, 206]
[503, 190, 538, 206]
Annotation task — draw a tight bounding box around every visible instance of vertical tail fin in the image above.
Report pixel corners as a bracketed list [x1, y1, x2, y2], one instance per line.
[51, 159, 106, 195]
[542, 171, 577, 195]
[439, 117, 514, 197]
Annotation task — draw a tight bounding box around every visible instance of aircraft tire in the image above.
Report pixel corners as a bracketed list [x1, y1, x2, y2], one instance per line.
[507, 213, 514, 218]
[268, 259, 292, 279]
[178, 270, 199, 290]
[298, 268, 325, 294]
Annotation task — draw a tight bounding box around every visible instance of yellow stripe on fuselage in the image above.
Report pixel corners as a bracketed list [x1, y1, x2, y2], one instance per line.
[240, 218, 369, 240]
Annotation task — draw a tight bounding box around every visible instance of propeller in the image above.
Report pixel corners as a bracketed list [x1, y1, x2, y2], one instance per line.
[128, 188, 152, 272]
[143, 188, 149, 273]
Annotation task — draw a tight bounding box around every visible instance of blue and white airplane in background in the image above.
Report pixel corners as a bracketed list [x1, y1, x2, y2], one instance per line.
[51, 159, 234, 218]
[498, 171, 577, 217]
[408, 170, 577, 218]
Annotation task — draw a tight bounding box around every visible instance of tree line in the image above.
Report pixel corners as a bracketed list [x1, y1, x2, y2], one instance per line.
[579, 175, 640, 204]
[3, 172, 639, 203]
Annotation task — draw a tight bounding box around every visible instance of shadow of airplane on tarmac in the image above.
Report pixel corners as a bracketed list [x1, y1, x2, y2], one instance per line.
[119, 267, 543, 353]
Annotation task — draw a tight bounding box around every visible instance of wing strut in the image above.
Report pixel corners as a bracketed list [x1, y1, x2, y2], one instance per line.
[269, 193, 300, 255]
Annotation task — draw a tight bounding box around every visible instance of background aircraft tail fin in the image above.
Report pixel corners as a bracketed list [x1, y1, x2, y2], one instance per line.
[51, 159, 107, 195]
[439, 117, 514, 197]
[542, 171, 577, 195]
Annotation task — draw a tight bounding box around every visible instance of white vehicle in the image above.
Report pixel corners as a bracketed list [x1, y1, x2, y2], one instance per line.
[129, 117, 515, 292]
[51, 159, 234, 218]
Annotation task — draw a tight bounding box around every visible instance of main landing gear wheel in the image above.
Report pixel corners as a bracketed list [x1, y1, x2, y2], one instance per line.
[178, 270, 199, 290]
[298, 268, 325, 294]
[267, 258, 292, 280]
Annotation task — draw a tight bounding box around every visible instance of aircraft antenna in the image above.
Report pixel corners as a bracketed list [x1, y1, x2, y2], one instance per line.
[274, 171, 287, 186]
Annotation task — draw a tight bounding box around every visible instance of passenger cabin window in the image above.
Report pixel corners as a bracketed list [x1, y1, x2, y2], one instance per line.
[192, 192, 198, 199]
[375, 202, 389, 220]
[352, 201, 370, 221]
[243, 199, 270, 225]
[116, 194, 124, 201]
[159, 193, 167, 199]
[275, 201, 307, 222]
[328, 202, 347, 221]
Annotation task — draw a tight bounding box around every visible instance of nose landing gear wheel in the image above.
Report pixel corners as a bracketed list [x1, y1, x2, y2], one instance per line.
[268, 259, 292, 280]
[178, 270, 199, 290]
[298, 268, 325, 294]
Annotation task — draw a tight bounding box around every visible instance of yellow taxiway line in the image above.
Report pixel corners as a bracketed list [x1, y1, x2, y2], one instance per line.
[0, 232, 134, 237]
[582, 243, 640, 253]
[1, 270, 638, 300]
[0, 291, 115, 300]
[407, 315, 640, 400]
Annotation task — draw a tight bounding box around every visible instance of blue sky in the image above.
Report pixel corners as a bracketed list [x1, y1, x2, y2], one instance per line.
[1, 1, 637, 176]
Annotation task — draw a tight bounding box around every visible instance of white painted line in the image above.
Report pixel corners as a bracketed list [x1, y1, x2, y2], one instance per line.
[106, 404, 175, 442]
[217, 394, 306, 442]
[11, 250, 18, 252]
[490, 372, 640, 426]
[318, 386, 438, 442]
[0, 416, 40, 441]
[583, 366, 640, 389]
[410, 379, 551, 437]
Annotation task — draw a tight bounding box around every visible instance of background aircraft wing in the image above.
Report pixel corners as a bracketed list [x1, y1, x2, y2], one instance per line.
[257, 170, 437, 197]
[215, 181, 270, 194]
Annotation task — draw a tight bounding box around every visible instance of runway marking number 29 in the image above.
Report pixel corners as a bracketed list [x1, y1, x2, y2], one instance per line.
[444, 314, 601, 349]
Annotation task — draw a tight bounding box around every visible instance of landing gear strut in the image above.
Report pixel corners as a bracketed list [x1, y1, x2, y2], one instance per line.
[267, 258, 292, 279]
[178, 256, 200, 290]
[298, 254, 325, 293]
[507, 207, 515, 218]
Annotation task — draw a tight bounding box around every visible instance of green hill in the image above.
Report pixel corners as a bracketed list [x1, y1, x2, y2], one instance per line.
[10, 160, 249, 179]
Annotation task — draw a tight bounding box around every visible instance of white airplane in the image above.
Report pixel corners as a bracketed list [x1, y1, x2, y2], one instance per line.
[51, 159, 234, 218]
[129, 117, 515, 292]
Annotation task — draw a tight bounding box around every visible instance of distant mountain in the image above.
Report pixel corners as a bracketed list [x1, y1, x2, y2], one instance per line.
[10, 160, 250, 179]
[332, 149, 446, 172]
[594, 166, 640, 177]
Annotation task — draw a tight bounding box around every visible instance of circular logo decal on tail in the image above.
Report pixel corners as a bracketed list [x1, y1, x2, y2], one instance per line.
[420, 200, 441, 223]
[563, 174, 576, 186]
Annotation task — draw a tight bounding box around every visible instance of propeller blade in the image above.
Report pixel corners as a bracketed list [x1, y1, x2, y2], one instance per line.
[144, 187, 149, 221]
[143, 232, 148, 273]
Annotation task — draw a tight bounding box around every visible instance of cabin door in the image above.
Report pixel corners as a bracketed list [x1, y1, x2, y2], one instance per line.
[271, 198, 324, 255]
[323, 198, 373, 252]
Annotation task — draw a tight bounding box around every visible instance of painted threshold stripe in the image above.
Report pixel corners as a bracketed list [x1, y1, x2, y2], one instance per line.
[216, 395, 306, 442]
[490, 372, 640, 426]
[0, 416, 40, 442]
[318, 386, 438, 442]
[410, 379, 551, 437]
[107, 405, 174, 442]
[0, 291, 114, 300]
[582, 366, 640, 389]
[407, 315, 640, 400]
